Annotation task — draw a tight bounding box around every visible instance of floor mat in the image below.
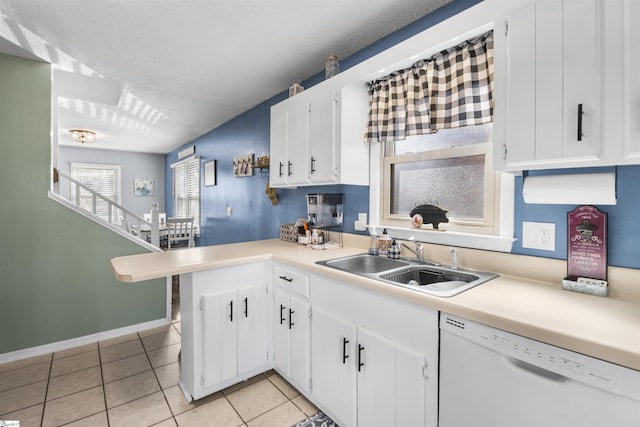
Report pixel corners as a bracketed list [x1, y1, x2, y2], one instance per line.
[293, 411, 338, 427]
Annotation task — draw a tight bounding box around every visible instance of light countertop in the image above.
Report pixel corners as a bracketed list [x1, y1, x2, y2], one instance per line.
[111, 238, 640, 371]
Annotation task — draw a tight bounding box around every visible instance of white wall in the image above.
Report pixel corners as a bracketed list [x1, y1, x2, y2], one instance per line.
[58, 146, 166, 216]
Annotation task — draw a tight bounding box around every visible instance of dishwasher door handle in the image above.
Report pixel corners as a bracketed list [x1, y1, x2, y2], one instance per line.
[504, 356, 570, 385]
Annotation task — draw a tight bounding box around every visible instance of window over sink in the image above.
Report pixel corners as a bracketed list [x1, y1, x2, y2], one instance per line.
[365, 28, 515, 251]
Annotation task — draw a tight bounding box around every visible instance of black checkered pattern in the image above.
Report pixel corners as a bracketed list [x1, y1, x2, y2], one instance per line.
[364, 31, 494, 143]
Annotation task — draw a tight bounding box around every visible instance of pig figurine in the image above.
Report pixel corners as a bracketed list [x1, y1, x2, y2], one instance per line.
[409, 204, 449, 230]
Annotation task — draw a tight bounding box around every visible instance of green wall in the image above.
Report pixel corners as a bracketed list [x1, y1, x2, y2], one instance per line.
[0, 53, 166, 355]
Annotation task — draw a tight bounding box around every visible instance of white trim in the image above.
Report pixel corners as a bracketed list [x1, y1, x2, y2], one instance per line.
[0, 316, 170, 364]
[70, 162, 122, 206]
[367, 225, 515, 252]
[48, 191, 161, 252]
[170, 155, 199, 169]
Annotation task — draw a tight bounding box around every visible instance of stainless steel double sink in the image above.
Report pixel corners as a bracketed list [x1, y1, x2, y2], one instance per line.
[317, 253, 498, 297]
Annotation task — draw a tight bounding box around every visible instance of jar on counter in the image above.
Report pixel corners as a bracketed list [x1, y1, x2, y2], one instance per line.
[325, 55, 339, 79]
[377, 228, 392, 256]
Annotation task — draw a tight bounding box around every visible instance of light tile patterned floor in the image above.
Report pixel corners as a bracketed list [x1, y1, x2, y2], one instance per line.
[0, 279, 319, 427]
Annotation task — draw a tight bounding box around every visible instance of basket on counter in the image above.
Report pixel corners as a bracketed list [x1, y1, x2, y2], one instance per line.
[280, 224, 299, 242]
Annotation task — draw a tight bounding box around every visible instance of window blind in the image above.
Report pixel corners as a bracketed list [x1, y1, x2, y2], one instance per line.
[172, 157, 200, 227]
[71, 163, 120, 223]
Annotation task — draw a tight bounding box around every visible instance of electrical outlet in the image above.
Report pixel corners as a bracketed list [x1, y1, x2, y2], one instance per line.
[522, 222, 556, 251]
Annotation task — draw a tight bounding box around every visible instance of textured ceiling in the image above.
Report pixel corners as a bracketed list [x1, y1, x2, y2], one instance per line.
[0, 0, 451, 153]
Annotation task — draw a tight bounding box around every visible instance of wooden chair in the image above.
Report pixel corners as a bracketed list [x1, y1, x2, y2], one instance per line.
[166, 217, 195, 250]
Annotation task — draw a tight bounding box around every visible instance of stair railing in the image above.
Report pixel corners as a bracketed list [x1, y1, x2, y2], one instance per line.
[52, 167, 160, 247]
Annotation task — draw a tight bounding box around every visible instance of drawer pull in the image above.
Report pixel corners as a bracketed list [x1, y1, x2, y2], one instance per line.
[278, 275, 293, 283]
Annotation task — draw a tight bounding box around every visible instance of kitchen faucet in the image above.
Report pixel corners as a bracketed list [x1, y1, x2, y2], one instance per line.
[400, 241, 441, 266]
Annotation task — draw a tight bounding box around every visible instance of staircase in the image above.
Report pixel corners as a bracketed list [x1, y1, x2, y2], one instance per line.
[50, 167, 162, 251]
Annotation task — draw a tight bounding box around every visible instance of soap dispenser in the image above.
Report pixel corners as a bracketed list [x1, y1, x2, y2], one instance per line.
[378, 228, 392, 256]
[388, 239, 400, 259]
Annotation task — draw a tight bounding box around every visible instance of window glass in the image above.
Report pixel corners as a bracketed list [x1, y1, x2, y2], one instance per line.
[390, 154, 485, 220]
[172, 157, 200, 227]
[70, 163, 120, 223]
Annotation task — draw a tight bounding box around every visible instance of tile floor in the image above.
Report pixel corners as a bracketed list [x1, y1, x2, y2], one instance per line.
[0, 279, 320, 427]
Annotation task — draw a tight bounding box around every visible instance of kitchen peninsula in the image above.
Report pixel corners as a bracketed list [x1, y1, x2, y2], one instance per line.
[112, 237, 640, 425]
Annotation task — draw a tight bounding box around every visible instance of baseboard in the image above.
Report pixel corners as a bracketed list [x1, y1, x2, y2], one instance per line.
[0, 317, 171, 364]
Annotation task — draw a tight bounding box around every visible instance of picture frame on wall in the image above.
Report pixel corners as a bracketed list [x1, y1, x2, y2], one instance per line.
[134, 178, 154, 196]
[204, 160, 216, 186]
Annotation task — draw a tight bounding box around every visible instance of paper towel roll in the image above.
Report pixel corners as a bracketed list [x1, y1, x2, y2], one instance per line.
[522, 172, 616, 205]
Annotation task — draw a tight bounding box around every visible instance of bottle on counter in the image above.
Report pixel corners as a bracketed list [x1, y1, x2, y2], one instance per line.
[377, 228, 392, 256]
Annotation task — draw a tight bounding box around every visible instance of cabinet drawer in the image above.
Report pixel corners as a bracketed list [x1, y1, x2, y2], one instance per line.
[274, 265, 309, 297]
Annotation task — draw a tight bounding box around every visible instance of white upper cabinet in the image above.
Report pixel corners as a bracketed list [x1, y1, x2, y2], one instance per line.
[497, 0, 602, 171]
[495, 0, 640, 171]
[622, 0, 640, 161]
[269, 80, 369, 188]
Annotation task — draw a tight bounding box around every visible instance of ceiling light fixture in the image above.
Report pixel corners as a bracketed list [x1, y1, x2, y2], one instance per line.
[69, 129, 96, 143]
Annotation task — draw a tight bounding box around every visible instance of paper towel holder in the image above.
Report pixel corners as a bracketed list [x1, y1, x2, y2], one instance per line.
[522, 172, 617, 205]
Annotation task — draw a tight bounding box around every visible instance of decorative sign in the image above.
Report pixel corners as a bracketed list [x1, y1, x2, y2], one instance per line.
[567, 205, 607, 281]
[233, 154, 254, 177]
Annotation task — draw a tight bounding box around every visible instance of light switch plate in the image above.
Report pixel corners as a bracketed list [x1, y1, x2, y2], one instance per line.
[522, 222, 556, 251]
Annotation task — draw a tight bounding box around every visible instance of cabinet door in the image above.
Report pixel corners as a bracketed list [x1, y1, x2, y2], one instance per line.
[273, 289, 290, 376]
[311, 308, 357, 427]
[288, 294, 310, 391]
[287, 95, 309, 185]
[503, 0, 601, 169]
[504, 2, 537, 167]
[269, 103, 288, 186]
[356, 327, 427, 427]
[237, 285, 267, 376]
[308, 90, 337, 184]
[625, 0, 640, 159]
[202, 289, 237, 388]
[560, 0, 600, 159]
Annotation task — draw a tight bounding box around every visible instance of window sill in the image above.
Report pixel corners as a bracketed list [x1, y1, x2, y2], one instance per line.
[368, 225, 516, 253]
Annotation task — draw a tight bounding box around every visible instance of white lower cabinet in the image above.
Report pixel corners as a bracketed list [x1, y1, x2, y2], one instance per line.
[201, 284, 268, 389]
[310, 274, 438, 427]
[356, 327, 427, 427]
[179, 261, 271, 401]
[273, 264, 311, 393]
[311, 308, 357, 426]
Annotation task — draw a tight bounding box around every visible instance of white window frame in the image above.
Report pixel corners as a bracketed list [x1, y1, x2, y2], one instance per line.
[369, 140, 515, 252]
[70, 162, 122, 223]
[382, 142, 497, 234]
[171, 156, 200, 227]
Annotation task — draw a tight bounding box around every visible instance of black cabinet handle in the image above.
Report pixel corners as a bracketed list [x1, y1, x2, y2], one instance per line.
[287, 161, 293, 176]
[229, 300, 233, 322]
[342, 338, 350, 364]
[278, 275, 293, 283]
[278, 162, 284, 177]
[280, 304, 286, 325]
[310, 156, 316, 174]
[289, 309, 295, 330]
[577, 103, 584, 141]
[358, 344, 365, 372]
[244, 297, 248, 318]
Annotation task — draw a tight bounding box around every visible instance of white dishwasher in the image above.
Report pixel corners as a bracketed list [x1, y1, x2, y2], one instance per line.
[439, 313, 640, 427]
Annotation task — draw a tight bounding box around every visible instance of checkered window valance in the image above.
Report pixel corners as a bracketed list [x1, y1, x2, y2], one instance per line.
[364, 31, 494, 143]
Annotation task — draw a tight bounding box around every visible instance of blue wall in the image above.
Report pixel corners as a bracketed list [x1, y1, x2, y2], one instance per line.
[165, 0, 480, 246]
[513, 165, 640, 269]
[165, 0, 640, 271]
